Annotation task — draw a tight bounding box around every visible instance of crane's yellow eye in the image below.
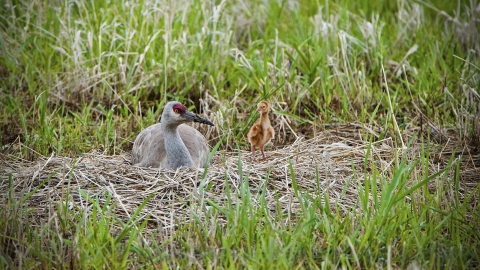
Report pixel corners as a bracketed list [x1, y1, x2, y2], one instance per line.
[174, 108, 179, 113]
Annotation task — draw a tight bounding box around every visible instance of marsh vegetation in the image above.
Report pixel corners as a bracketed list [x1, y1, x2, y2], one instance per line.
[1, 0, 479, 268]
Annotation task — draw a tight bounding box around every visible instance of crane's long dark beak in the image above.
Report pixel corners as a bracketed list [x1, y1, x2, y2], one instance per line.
[185, 111, 215, 126]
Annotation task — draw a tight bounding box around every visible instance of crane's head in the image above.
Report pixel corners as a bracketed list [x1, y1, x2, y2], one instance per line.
[162, 101, 214, 127]
[256, 100, 271, 114]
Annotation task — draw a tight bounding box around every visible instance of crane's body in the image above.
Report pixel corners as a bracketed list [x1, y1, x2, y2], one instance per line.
[132, 101, 214, 169]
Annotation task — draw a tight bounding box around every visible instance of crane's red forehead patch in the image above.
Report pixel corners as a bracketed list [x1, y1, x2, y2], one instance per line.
[172, 103, 187, 113]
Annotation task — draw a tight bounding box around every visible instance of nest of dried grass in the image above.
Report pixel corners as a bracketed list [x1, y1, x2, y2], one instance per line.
[1, 124, 478, 233]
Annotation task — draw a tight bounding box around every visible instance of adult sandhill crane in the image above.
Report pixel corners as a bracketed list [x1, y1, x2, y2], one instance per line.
[131, 101, 214, 169]
[247, 100, 275, 161]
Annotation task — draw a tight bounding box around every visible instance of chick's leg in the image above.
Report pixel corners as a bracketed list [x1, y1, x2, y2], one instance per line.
[260, 145, 270, 160]
[251, 144, 258, 162]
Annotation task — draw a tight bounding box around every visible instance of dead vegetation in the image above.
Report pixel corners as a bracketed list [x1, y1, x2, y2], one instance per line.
[1, 124, 478, 235]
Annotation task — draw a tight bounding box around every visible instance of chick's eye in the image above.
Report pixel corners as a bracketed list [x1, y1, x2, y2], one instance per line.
[173, 108, 179, 113]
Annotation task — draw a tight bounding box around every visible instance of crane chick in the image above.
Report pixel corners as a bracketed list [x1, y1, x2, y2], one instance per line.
[247, 100, 275, 161]
[132, 101, 214, 169]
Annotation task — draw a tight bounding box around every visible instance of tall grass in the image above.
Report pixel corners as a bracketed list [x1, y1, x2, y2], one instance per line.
[1, 0, 478, 154]
[1, 0, 479, 268]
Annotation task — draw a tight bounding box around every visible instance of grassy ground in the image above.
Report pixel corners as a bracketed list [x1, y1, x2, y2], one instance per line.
[1, 0, 479, 268]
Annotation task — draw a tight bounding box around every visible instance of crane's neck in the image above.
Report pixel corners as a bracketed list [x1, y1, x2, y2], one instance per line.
[161, 122, 194, 169]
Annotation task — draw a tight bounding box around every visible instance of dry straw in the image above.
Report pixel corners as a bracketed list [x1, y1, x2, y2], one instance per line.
[1, 124, 478, 234]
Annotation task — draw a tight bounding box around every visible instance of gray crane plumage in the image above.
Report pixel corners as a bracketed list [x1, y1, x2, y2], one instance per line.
[131, 101, 214, 169]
